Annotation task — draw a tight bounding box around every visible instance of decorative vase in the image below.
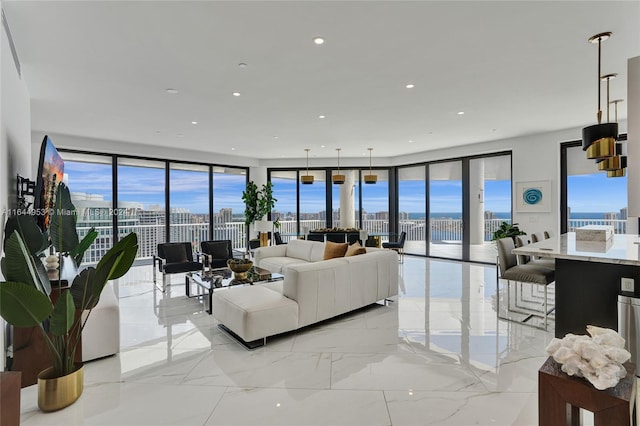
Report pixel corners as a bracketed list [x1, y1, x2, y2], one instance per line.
[37, 365, 84, 412]
[227, 259, 253, 280]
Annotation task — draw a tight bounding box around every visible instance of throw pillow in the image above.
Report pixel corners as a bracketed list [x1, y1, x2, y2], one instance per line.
[345, 241, 367, 257]
[163, 243, 188, 263]
[323, 241, 348, 260]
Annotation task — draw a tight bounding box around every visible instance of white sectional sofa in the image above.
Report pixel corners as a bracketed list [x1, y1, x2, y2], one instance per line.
[213, 240, 398, 347]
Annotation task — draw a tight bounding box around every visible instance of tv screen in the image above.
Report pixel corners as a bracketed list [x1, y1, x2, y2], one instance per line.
[33, 135, 64, 230]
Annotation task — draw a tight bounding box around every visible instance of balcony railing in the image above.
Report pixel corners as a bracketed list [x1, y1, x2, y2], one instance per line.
[77, 217, 628, 263]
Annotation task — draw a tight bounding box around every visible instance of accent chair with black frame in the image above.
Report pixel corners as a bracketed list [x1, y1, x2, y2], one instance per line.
[154, 242, 204, 292]
[382, 231, 407, 263]
[200, 240, 234, 269]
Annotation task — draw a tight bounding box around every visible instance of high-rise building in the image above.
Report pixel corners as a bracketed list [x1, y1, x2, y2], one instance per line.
[620, 207, 628, 220]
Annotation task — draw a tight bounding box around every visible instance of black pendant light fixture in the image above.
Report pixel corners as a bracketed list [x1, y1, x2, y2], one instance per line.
[582, 32, 617, 160]
[363, 148, 377, 184]
[332, 148, 345, 184]
[301, 148, 314, 184]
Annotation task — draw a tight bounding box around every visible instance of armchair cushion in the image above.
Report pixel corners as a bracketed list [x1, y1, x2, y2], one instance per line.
[202, 241, 232, 260]
[162, 243, 189, 263]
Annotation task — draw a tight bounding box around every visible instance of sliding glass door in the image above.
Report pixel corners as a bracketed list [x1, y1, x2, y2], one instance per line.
[429, 161, 463, 259]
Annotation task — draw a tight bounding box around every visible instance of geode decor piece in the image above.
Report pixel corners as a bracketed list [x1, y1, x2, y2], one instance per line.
[545, 325, 631, 390]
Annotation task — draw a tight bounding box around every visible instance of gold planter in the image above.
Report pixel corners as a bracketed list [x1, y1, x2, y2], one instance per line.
[37, 365, 84, 412]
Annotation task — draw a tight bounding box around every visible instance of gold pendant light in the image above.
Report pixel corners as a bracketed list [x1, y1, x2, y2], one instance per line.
[582, 32, 617, 160]
[332, 148, 345, 184]
[301, 148, 314, 184]
[363, 148, 377, 184]
[605, 99, 627, 178]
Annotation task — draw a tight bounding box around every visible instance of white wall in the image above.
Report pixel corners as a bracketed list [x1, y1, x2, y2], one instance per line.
[1, 5, 32, 371]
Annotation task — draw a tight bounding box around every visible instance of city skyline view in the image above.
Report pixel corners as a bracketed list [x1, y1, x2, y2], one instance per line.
[64, 161, 628, 219]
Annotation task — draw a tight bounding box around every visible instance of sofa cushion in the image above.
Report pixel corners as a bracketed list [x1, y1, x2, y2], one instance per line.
[323, 241, 348, 260]
[345, 241, 366, 257]
[285, 239, 316, 261]
[259, 256, 308, 274]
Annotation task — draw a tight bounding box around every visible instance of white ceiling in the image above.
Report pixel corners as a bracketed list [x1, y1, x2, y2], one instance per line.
[3, 1, 639, 161]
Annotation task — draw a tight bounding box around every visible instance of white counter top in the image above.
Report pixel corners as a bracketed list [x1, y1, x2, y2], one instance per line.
[511, 232, 640, 266]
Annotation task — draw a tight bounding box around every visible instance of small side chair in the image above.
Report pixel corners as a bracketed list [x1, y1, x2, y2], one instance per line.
[382, 231, 407, 263]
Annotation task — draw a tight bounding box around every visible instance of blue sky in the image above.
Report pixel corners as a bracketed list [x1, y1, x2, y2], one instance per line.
[64, 161, 628, 216]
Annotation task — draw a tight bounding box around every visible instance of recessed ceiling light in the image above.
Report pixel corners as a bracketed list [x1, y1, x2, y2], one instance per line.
[231, 147, 236, 151]
[406, 84, 415, 89]
[273, 136, 279, 139]
[457, 111, 465, 115]
[318, 115, 326, 119]
[233, 92, 241, 97]
[408, 140, 413, 143]
[238, 63, 248, 68]
[165, 88, 179, 94]
[313, 37, 325, 45]
[320, 145, 326, 148]
[191, 121, 198, 125]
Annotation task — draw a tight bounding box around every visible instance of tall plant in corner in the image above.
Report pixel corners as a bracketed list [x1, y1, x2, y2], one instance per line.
[242, 181, 277, 254]
[0, 183, 138, 378]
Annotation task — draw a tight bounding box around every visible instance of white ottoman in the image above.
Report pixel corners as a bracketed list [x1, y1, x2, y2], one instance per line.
[213, 285, 298, 345]
[81, 283, 120, 362]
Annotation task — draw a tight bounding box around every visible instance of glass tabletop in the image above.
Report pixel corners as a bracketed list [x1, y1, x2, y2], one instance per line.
[189, 266, 283, 290]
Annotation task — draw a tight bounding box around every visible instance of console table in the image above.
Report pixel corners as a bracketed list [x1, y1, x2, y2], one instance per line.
[539, 357, 636, 425]
[512, 233, 640, 338]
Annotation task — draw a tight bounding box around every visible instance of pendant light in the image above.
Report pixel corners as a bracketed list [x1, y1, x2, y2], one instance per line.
[363, 148, 377, 184]
[606, 99, 627, 178]
[582, 32, 617, 160]
[332, 148, 345, 184]
[301, 148, 314, 184]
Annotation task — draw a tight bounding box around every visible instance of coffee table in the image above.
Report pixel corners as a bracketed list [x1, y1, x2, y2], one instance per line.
[185, 266, 283, 314]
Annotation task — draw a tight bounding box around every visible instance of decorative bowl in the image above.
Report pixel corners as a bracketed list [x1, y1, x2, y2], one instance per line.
[227, 259, 253, 279]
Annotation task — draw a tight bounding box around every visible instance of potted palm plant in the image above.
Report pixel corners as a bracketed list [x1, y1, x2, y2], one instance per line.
[0, 183, 138, 411]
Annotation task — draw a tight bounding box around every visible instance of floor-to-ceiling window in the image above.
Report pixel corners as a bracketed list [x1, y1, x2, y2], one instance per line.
[398, 165, 427, 256]
[58, 152, 114, 263]
[212, 167, 247, 248]
[60, 149, 249, 263]
[117, 158, 167, 259]
[169, 163, 209, 249]
[271, 171, 298, 240]
[361, 169, 389, 242]
[429, 161, 463, 259]
[468, 155, 512, 263]
[562, 140, 628, 234]
[299, 170, 327, 232]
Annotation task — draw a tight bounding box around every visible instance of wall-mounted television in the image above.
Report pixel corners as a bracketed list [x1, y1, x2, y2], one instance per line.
[33, 135, 64, 230]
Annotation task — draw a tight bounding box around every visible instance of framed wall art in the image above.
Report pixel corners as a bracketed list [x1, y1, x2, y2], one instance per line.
[516, 180, 551, 212]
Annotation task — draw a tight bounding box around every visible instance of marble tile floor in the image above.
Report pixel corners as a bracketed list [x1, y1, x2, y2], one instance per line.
[16, 256, 604, 425]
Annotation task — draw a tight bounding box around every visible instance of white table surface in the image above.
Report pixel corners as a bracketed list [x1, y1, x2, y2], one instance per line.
[511, 232, 640, 266]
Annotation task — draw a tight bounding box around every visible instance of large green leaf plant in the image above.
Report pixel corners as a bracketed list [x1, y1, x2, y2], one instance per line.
[0, 183, 138, 377]
[241, 181, 277, 252]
